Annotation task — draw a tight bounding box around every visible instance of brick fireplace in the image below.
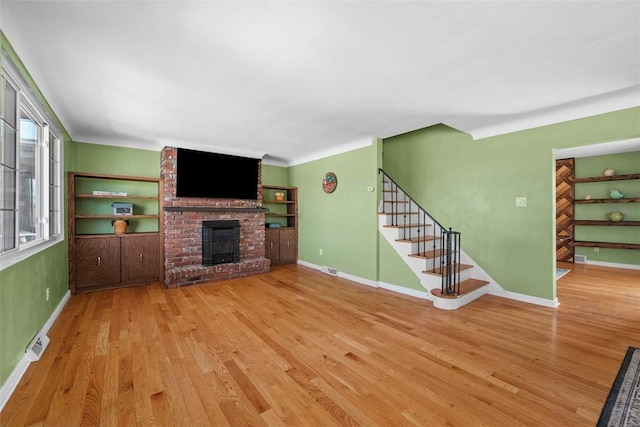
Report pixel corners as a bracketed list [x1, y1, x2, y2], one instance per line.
[161, 147, 270, 288]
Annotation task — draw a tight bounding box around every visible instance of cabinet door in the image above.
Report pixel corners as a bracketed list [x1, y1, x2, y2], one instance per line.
[279, 228, 297, 263]
[265, 229, 280, 262]
[75, 237, 121, 290]
[121, 235, 161, 283]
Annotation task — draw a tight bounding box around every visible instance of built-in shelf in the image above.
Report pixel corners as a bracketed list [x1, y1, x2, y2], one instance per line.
[574, 241, 640, 250]
[75, 194, 159, 200]
[575, 198, 640, 204]
[263, 185, 298, 264]
[76, 214, 160, 219]
[76, 232, 161, 239]
[574, 171, 639, 251]
[574, 220, 640, 226]
[69, 172, 164, 294]
[164, 206, 268, 212]
[574, 173, 640, 183]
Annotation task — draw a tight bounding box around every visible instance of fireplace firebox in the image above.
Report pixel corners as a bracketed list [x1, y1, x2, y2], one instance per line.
[202, 220, 240, 266]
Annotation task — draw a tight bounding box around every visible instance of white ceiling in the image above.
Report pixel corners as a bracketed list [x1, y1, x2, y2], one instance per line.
[1, 1, 639, 166]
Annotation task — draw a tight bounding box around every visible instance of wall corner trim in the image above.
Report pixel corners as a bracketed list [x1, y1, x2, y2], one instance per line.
[0, 290, 71, 412]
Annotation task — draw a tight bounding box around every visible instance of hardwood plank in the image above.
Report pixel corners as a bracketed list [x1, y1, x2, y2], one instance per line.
[2, 263, 639, 426]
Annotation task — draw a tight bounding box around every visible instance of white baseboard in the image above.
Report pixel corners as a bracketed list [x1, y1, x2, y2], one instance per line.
[0, 290, 71, 412]
[297, 260, 378, 288]
[496, 290, 560, 308]
[378, 281, 430, 299]
[298, 260, 429, 299]
[587, 260, 640, 271]
[298, 260, 561, 308]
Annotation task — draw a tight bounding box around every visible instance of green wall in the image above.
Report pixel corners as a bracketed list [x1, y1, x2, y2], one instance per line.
[262, 163, 289, 186]
[0, 33, 73, 386]
[0, 244, 68, 383]
[574, 151, 640, 265]
[70, 143, 161, 234]
[290, 145, 380, 281]
[382, 108, 640, 300]
[71, 141, 160, 177]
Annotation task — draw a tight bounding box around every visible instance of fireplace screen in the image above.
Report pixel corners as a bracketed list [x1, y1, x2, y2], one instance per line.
[202, 220, 240, 265]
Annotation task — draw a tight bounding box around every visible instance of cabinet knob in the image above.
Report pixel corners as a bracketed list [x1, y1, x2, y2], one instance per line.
[140, 254, 143, 262]
[287, 241, 290, 248]
[270, 242, 273, 249]
[97, 256, 101, 267]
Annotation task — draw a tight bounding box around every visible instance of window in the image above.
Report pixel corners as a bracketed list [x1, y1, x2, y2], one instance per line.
[1, 51, 62, 268]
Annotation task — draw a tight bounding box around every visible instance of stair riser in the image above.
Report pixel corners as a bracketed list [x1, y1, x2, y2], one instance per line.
[379, 212, 424, 225]
[379, 219, 434, 240]
[406, 256, 437, 273]
[403, 240, 442, 253]
[424, 268, 474, 283]
[432, 286, 490, 310]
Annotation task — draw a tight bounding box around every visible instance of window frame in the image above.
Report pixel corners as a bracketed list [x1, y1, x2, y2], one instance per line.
[1, 50, 64, 270]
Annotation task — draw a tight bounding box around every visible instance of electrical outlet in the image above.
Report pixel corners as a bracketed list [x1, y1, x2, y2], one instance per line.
[515, 196, 527, 207]
[319, 248, 323, 256]
[45, 287, 50, 301]
[594, 247, 600, 252]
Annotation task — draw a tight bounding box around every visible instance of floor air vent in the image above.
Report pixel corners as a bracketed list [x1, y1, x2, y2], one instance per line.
[574, 254, 587, 263]
[26, 332, 50, 362]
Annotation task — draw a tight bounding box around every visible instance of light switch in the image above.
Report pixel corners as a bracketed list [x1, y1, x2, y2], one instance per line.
[515, 197, 527, 207]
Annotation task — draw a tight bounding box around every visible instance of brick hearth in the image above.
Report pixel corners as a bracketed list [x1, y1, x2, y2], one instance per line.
[161, 147, 270, 288]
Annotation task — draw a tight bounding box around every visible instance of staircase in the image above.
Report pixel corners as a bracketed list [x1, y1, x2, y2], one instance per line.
[378, 170, 492, 310]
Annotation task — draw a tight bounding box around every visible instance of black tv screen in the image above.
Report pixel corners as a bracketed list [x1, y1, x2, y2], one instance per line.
[176, 148, 260, 200]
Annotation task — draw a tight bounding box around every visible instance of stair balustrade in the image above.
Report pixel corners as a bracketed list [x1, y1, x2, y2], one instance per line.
[379, 169, 462, 296]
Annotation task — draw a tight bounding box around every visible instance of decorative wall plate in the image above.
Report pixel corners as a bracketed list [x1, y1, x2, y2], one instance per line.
[322, 172, 337, 193]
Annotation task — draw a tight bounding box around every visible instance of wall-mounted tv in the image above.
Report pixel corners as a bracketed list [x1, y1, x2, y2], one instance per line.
[176, 148, 260, 200]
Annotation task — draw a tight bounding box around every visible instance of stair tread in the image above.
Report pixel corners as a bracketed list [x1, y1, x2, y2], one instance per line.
[430, 278, 490, 299]
[408, 249, 443, 259]
[395, 236, 440, 243]
[422, 264, 474, 275]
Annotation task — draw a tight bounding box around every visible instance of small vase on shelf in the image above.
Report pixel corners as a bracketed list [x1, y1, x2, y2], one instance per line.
[112, 219, 130, 235]
[609, 190, 624, 199]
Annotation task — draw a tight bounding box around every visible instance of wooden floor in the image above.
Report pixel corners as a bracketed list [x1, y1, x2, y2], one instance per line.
[1, 262, 639, 426]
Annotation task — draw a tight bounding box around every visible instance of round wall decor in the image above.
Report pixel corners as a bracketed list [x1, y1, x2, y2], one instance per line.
[322, 172, 337, 193]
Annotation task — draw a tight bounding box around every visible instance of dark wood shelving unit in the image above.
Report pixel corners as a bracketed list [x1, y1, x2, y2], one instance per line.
[69, 172, 164, 294]
[262, 185, 298, 264]
[574, 172, 639, 251]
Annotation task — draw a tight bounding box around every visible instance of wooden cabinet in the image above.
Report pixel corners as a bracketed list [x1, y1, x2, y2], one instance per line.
[265, 228, 297, 264]
[121, 235, 162, 283]
[75, 237, 121, 290]
[74, 235, 162, 292]
[69, 172, 163, 293]
[263, 185, 297, 264]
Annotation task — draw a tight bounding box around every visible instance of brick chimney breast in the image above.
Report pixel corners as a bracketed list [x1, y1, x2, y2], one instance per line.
[161, 146, 269, 287]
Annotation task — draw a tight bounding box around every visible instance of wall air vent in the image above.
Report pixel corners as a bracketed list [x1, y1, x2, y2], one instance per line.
[322, 266, 339, 276]
[574, 254, 587, 264]
[25, 332, 50, 362]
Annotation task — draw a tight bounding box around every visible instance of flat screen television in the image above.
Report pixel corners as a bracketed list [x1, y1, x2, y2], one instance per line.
[176, 148, 260, 200]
